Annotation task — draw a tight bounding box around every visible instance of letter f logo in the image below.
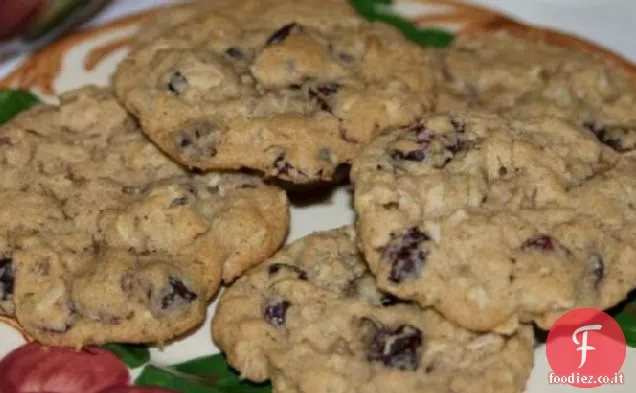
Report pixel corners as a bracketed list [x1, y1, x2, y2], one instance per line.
[572, 324, 602, 369]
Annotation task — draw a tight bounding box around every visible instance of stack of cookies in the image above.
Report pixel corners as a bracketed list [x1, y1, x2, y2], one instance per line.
[1, 0, 636, 392]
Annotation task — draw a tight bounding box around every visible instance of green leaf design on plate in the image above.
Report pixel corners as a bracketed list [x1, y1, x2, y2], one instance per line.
[103, 344, 151, 369]
[135, 354, 271, 393]
[614, 291, 636, 348]
[348, 0, 454, 48]
[0, 90, 40, 125]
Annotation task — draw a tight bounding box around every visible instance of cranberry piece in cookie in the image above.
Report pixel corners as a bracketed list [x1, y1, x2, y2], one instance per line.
[520, 234, 571, 257]
[362, 318, 423, 371]
[382, 227, 431, 283]
[583, 121, 636, 153]
[265, 23, 299, 46]
[264, 300, 291, 327]
[268, 263, 308, 280]
[161, 277, 199, 310]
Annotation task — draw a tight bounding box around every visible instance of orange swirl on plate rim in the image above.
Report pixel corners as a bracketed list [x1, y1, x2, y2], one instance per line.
[0, 9, 159, 95]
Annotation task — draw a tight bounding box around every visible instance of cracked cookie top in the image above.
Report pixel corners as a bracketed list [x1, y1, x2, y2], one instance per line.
[351, 112, 636, 332]
[213, 227, 534, 393]
[0, 86, 289, 347]
[114, 0, 434, 184]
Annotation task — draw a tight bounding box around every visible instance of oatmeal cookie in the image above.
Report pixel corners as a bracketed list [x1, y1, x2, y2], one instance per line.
[115, 0, 434, 184]
[0, 87, 288, 347]
[213, 227, 534, 393]
[351, 112, 636, 332]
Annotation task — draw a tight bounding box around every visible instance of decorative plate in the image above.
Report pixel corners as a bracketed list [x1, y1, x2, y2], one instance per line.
[0, 1, 634, 392]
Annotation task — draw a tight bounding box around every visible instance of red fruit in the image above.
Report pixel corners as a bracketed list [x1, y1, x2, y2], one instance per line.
[0, 343, 129, 393]
[99, 388, 177, 393]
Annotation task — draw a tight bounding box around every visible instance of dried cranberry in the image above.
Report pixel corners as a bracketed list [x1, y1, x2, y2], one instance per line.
[382, 228, 430, 283]
[161, 278, 198, 310]
[379, 293, 404, 306]
[446, 139, 470, 155]
[170, 197, 189, 207]
[225, 47, 245, 59]
[314, 96, 332, 112]
[272, 154, 306, 179]
[583, 120, 603, 134]
[337, 52, 354, 64]
[176, 121, 219, 158]
[273, 156, 294, 176]
[583, 121, 635, 153]
[315, 83, 340, 96]
[382, 202, 399, 210]
[0, 257, 14, 301]
[268, 263, 308, 280]
[390, 125, 436, 163]
[265, 23, 298, 46]
[308, 83, 341, 113]
[521, 234, 560, 252]
[264, 300, 291, 327]
[364, 319, 422, 370]
[177, 135, 192, 148]
[390, 148, 427, 162]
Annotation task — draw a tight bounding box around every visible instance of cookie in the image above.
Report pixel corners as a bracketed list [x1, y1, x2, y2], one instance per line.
[429, 32, 636, 153]
[0, 87, 289, 347]
[212, 227, 534, 393]
[132, 2, 231, 49]
[351, 112, 636, 332]
[114, 0, 434, 184]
